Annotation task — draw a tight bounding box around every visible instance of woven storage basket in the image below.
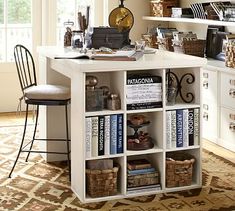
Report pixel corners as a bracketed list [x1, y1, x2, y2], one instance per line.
[173, 39, 206, 57]
[150, 0, 179, 17]
[166, 152, 195, 188]
[225, 42, 235, 68]
[157, 37, 174, 52]
[86, 165, 119, 197]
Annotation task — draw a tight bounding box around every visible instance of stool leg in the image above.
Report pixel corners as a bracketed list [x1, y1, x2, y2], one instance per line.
[9, 104, 29, 178]
[65, 104, 71, 181]
[25, 105, 39, 162]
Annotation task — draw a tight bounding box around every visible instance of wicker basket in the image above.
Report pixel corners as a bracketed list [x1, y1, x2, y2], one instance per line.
[157, 37, 174, 52]
[150, 0, 179, 17]
[166, 152, 195, 188]
[225, 42, 235, 68]
[173, 39, 206, 57]
[86, 164, 119, 197]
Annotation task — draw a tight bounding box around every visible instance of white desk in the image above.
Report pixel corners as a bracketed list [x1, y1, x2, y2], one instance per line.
[38, 46, 206, 203]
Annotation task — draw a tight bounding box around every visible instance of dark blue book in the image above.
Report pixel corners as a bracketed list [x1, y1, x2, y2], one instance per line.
[117, 114, 123, 154]
[98, 116, 105, 156]
[188, 109, 194, 146]
[176, 109, 183, 147]
[127, 167, 156, 175]
[110, 115, 117, 154]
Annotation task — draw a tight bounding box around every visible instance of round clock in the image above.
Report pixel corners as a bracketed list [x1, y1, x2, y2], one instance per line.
[109, 0, 134, 32]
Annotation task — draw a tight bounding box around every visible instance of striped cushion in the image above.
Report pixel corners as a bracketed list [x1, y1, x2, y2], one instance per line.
[24, 85, 70, 100]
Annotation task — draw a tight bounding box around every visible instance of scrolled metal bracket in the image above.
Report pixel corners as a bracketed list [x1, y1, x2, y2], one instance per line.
[166, 69, 195, 103]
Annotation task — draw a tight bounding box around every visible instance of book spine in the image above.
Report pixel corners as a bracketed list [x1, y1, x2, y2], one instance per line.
[110, 114, 117, 154]
[98, 116, 105, 156]
[91, 116, 99, 157]
[166, 111, 172, 149]
[194, 108, 200, 145]
[171, 110, 177, 148]
[188, 109, 194, 146]
[85, 117, 92, 158]
[127, 168, 156, 175]
[176, 109, 183, 147]
[104, 115, 110, 155]
[183, 109, 189, 147]
[117, 114, 123, 154]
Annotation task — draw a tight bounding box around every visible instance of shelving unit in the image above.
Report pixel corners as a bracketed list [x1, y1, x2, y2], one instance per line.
[38, 47, 206, 203]
[143, 16, 235, 27]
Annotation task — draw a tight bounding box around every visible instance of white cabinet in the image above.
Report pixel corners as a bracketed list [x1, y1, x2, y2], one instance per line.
[221, 73, 235, 109]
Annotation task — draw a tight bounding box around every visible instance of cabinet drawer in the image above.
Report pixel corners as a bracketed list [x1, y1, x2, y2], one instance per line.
[220, 107, 235, 151]
[202, 102, 218, 143]
[221, 73, 235, 109]
[201, 69, 217, 102]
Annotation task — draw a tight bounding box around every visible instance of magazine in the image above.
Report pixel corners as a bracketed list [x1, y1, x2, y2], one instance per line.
[54, 50, 143, 61]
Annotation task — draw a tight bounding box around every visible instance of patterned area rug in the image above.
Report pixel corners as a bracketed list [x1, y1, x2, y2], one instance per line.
[0, 126, 235, 211]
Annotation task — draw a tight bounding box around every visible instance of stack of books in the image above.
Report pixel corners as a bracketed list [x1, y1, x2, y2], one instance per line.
[166, 108, 199, 149]
[85, 114, 123, 158]
[127, 159, 161, 193]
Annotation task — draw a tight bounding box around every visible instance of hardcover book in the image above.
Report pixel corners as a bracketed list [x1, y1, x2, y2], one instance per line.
[176, 109, 183, 147]
[117, 114, 123, 154]
[104, 115, 110, 155]
[127, 159, 152, 170]
[188, 109, 194, 146]
[85, 117, 92, 158]
[194, 108, 200, 145]
[110, 115, 118, 154]
[98, 116, 105, 156]
[183, 109, 189, 147]
[91, 116, 99, 157]
[171, 110, 177, 148]
[166, 111, 172, 149]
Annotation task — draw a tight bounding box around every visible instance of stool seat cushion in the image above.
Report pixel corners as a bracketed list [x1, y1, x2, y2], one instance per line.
[24, 85, 70, 100]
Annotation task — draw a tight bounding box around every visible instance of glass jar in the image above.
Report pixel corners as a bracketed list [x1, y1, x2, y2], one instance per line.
[71, 30, 83, 48]
[107, 94, 121, 110]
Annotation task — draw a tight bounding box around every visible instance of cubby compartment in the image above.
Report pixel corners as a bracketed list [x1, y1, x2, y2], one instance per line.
[85, 71, 125, 113]
[165, 107, 200, 149]
[126, 111, 163, 155]
[126, 69, 163, 111]
[126, 153, 163, 194]
[85, 157, 125, 199]
[165, 148, 201, 190]
[165, 68, 201, 108]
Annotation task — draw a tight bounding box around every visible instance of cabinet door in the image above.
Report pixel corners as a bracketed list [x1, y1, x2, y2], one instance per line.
[202, 102, 218, 143]
[220, 107, 235, 152]
[201, 69, 217, 103]
[221, 73, 235, 109]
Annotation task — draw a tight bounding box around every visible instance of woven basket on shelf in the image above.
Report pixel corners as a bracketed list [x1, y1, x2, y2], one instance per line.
[86, 165, 119, 198]
[150, 0, 179, 17]
[157, 37, 174, 52]
[173, 39, 206, 57]
[166, 152, 195, 188]
[225, 42, 235, 68]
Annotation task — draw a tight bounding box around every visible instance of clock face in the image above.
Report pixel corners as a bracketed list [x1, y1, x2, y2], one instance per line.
[109, 7, 134, 32]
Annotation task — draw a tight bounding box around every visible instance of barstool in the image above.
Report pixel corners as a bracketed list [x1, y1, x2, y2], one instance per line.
[9, 44, 71, 180]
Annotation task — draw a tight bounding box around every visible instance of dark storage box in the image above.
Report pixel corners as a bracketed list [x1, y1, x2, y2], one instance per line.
[91, 27, 129, 49]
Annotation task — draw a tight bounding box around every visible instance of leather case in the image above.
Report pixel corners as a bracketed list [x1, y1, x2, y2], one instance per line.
[91, 27, 130, 49]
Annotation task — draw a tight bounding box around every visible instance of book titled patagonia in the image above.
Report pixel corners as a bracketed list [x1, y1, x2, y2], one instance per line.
[126, 74, 162, 110]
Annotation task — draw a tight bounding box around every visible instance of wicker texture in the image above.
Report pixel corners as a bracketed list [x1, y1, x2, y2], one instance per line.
[150, 0, 179, 17]
[225, 42, 235, 68]
[128, 172, 159, 188]
[166, 153, 195, 188]
[86, 165, 119, 197]
[173, 39, 206, 57]
[157, 37, 174, 52]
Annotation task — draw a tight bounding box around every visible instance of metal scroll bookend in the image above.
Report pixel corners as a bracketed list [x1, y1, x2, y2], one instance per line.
[166, 69, 195, 103]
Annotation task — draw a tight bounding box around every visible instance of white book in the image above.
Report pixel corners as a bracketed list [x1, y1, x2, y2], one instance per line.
[171, 110, 177, 148]
[194, 108, 200, 145]
[183, 109, 189, 147]
[166, 111, 172, 149]
[85, 117, 92, 158]
[104, 115, 110, 155]
[91, 116, 99, 157]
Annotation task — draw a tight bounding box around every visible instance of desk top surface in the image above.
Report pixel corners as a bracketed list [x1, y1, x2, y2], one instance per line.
[38, 46, 207, 73]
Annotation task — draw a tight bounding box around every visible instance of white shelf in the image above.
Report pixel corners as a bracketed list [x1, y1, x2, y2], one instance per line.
[143, 16, 235, 27]
[85, 153, 124, 161]
[126, 108, 163, 114]
[85, 110, 124, 117]
[166, 145, 200, 152]
[166, 103, 200, 110]
[126, 147, 163, 156]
